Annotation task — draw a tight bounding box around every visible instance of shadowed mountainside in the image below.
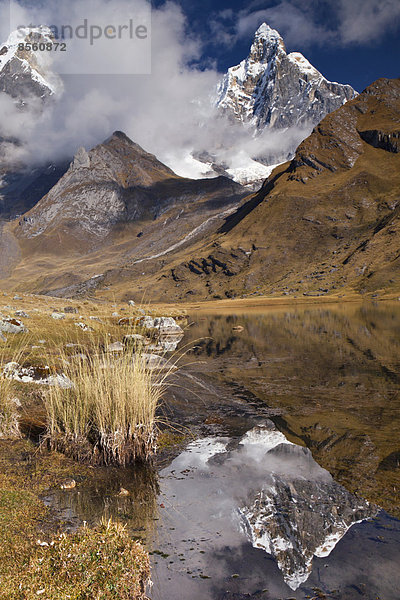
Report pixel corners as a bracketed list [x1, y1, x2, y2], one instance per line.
[0, 132, 247, 294]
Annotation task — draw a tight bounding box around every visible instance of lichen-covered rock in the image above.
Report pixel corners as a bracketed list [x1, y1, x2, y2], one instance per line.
[2, 362, 73, 388]
[0, 318, 27, 334]
[139, 316, 183, 336]
[51, 312, 66, 320]
[74, 322, 93, 332]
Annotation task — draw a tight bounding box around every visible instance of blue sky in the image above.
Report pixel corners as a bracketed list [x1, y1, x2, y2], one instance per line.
[154, 0, 400, 92]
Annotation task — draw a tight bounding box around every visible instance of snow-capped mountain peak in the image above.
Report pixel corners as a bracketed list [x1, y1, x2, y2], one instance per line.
[251, 22, 286, 60]
[0, 27, 62, 99]
[216, 22, 356, 132]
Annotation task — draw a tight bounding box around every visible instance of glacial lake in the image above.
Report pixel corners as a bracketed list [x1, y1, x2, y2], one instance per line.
[45, 301, 400, 600]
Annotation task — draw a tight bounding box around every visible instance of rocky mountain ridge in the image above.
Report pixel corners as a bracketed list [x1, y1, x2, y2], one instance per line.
[16, 131, 246, 247]
[217, 23, 356, 134]
[214, 23, 357, 169]
[0, 78, 399, 302]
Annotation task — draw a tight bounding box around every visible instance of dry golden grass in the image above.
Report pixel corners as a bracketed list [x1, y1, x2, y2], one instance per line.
[0, 344, 23, 439]
[43, 342, 170, 466]
[0, 375, 20, 439]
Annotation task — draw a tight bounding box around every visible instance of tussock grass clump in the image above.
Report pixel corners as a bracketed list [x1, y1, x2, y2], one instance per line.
[43, 348, 168, 466]
[0, 354, 21, 439]
[17, 519, 150, 600]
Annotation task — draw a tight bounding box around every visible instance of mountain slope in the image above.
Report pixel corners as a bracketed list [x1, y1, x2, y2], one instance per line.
[0, 132, 247, 293]
[1, 79, 398, 302]
[133, 77, 400, 302]
[0, 27, 65, 219]
[15, 131, 245, 248]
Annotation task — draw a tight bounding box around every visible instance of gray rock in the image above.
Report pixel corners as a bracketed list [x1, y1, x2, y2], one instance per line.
[139, 353, 176, 371]
[0, 318, 27, 334]
[51, 312, 66, 320]
[14, 310, 29, 318]
[123, 334, 145, 346]
[63, 306, 78, 314]
[139, 316, 183, 336]
[72, 147, 90, 169]
[106, 341, 124, 353]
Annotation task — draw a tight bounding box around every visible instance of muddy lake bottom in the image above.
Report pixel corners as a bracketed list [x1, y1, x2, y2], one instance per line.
[45, 302, 400, 600]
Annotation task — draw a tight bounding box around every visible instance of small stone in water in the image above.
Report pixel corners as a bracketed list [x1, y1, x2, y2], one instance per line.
[60, 479, 76, 490]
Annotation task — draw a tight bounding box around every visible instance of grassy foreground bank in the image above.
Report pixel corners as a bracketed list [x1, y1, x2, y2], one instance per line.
[0, 440, 151, 600]
[0, 294, 185, 598]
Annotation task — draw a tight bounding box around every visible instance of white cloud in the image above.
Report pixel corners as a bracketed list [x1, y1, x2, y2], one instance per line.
[235, 2, 332, 48]
[0, 0, 308, 179]
[336, 0, 400, 44]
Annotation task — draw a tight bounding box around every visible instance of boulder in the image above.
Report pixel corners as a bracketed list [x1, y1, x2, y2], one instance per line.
[0, 318, 27, 334]
[146, 333, 183, 353]
[139, 316, 183, 336]
[2, 362, 73, 388]
[106, 341, 124, 353]
[63, 306, 78, 314]
[123, 334, 145, 346]
[139, 353, 176, 371]
[74, 322, 94, 332]
[51, 312, 66, 320]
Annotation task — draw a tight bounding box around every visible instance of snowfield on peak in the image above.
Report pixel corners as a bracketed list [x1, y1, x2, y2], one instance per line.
[0, 27, 62, 98]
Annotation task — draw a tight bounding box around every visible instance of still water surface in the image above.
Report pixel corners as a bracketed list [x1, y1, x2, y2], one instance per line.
[47, 302, 400, 600]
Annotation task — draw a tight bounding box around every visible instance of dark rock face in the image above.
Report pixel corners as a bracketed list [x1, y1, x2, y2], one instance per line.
[359, 129, 400, 153]
[216, 23, 357, 163]
[0, 162, 69, 219]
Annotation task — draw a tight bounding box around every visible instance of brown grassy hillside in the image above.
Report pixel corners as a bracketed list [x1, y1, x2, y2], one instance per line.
[141, 78, 400, 302]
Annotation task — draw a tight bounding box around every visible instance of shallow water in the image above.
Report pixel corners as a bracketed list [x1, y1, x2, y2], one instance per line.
[46, 301, 400, 599]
